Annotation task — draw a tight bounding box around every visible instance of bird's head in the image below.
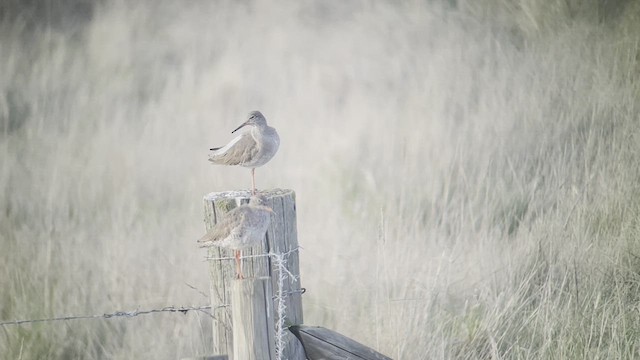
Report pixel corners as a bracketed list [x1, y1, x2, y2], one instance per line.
[249, 194, 274, 213]
[232, 111, 267, 133]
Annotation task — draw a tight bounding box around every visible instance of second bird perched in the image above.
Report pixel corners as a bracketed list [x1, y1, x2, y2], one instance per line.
[208, 111, 280, 194]
[197, 194, 274, 279]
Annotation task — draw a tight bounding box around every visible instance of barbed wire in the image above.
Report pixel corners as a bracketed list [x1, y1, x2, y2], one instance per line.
[3, 248, 304, 330]
[0, 304, 226, 327]
[204, 246, 301, 261]
[272, 251, 297, 360]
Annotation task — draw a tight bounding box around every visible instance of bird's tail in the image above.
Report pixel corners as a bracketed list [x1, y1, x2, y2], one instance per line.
[207, 154, 224, 164]
[197, 234, 215, 248]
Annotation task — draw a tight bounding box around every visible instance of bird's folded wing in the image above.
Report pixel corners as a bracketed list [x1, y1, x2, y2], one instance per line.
[208, 133, 258, 165]
[197, 207, 248, 245]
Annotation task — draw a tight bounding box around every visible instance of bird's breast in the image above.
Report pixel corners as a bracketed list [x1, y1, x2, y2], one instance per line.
[245, 129, 279, 167]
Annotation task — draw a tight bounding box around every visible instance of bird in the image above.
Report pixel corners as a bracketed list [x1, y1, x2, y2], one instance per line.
[208, 111, 280, 194]
[197, 194, 274, 278]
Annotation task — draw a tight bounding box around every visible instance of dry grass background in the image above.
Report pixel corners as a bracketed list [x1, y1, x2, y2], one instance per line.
[2, 0, 640, 359]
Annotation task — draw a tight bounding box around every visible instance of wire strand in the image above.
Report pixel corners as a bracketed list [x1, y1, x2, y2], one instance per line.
[204, 246, 301, 261]
[0, 305, 225, 327]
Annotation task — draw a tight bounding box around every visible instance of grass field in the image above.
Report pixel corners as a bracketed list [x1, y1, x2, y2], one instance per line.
[2, 1, 640, 358]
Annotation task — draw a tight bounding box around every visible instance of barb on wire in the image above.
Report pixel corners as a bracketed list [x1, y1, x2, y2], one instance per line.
[273, 288, 306, 300]
[0, 304, 227, 327]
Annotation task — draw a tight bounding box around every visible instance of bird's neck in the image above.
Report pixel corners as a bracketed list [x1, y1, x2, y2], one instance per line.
[251, 124, 268, 137]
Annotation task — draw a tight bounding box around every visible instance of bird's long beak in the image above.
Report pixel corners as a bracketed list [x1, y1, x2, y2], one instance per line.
[231, 121, 250, 134]
[267, 207, 275, 214]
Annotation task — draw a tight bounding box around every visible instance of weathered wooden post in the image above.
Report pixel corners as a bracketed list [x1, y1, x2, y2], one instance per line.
[231, 278, 276, 359]
[203, 189, 305, 359]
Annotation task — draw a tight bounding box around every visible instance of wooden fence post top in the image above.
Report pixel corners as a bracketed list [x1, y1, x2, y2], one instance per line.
[203, 188, 295, 202]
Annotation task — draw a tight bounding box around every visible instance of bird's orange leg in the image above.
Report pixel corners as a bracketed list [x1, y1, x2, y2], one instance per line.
[235, 250, 244, 279]
[251, 168, 256, 195]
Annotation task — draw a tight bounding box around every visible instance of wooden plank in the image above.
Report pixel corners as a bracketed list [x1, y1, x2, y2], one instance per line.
[289, 325, 392, 360]
[282, 330, 307, 360]
[231, 278, 276, 360]
[203, 189, 304, 359]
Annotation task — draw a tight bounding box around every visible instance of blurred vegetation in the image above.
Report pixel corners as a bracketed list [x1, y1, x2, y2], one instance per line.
[2, 0, 640, 359]
[0, 0, 95, 31]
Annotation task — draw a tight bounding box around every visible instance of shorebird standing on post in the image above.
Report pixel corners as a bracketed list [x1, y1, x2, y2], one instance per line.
[208, 111, 280, 194]
[197, 195, 274, 279]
